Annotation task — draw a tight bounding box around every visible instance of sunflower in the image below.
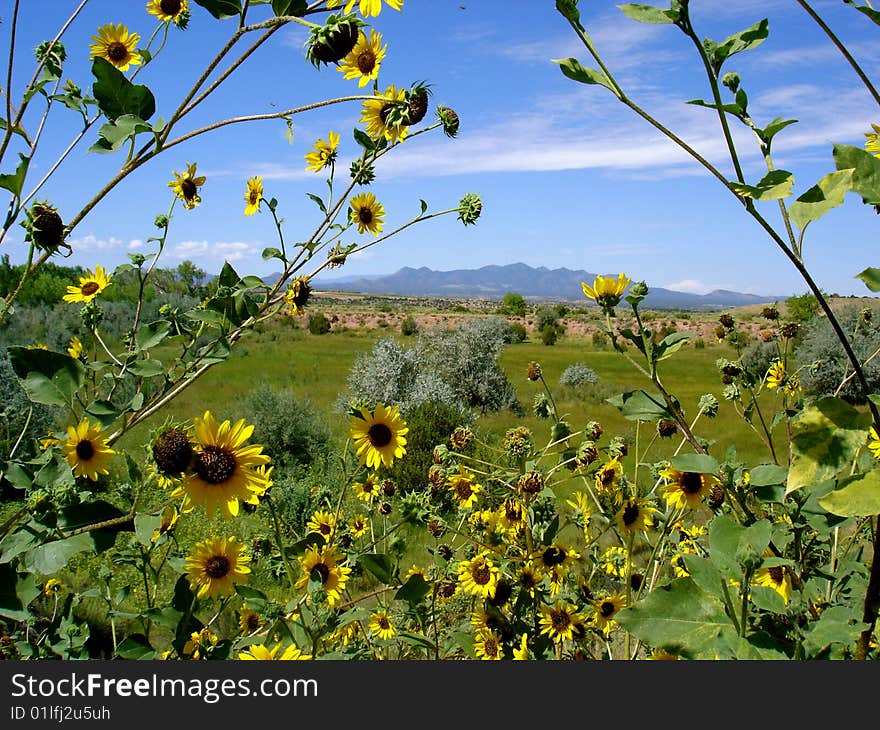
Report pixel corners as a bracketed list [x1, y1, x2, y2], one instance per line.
[518, 563, 541, 599]
[348, 514, 369, 537]
[338, 30, 386, 87]
[167, 162, 206, 210]
[594, 457, 623, 493]
[447, 466, 482, 510]
[239, 605, 262, 634]
[513, 633, 530, 660]
[360, 84, 409, 143]
[869, 428, 880, 460]
[352, 473, 380, 503]
[474, 630, 503, 660]
[67, 336, 83, 359]
[565, 490, 593, 518]
[753, 564, 793, 604]
[592, 593, 626, 636]
[185, 536, 251, 599]
[457, 553, 500, 599]
[183, 628, 218, 659]
[63, 418, 115, 481]
[63, 265, 111, 303]
[307, 510, 338, 541]
[348, 191, 385, 235]
[765, 360, 787, 390]
[532, 543, 581, 578]
[172, 411, 270, 519]
[865, 122, 880, 158]
[348, 403, 408, 469]
[44, 578, 64, 596]
[304, 131, 340, 173]
[329, 622, 360, 647]
[600, 546, 632, 579]
[658, 466, 719, 510]
[150, 506, 179, 543]
[581, 273, 631, 311]
[539, 601, 583, 643]
[496, 498, 526, 535]
[90, 23, 140, 71]
[243, 176, 263, 216]
[327, 0, 403, 18]
[369, 610, 396, 640]
[239, 643, 311, 660]
[615, 497, 655, 535]
[146, 0, 189, 22]
[295, 545, 351, 607]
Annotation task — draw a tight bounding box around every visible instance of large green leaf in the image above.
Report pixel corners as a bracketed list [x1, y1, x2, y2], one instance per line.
[0, 564, 40, 621]
[90, 115, 155, 154]
[606, 389, 673, 421]
[680, 554, 725, 600]
[0, 153, 30, 197]
[553, 58, 615, 93]
[358, 553, 395, 585]
[617, 4, 677, 23]
[193, 0, 242, 18]
[787, 397, 871, 495]
[21, 533, 95, 574]
[115, 635, 157, 660]
[818, 470, 880, 517]
[802, 605, 867, 658]
[833, 143, 880, 205]
[789, 169, 853, 234]
[91, 58, 155, 122]
[670, 453, 719, 474]
[272, 0, 307, 15]
[615, 578, 738, 658]
[855, 267, 880, 293]
[730, 170, 794, 201]
[395, 575, 431, 606]
[707, 19, 769, 72]
[844, 0, 880, 26]
[708, 514, 771, 578]
[7, 346, 85, 407]
[135, 320, 171, 352]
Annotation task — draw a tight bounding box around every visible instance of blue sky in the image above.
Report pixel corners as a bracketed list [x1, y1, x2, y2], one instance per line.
[3, 0, 879, 297]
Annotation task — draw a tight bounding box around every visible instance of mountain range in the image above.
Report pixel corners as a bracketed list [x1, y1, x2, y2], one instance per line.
[305, 263, 786, 310]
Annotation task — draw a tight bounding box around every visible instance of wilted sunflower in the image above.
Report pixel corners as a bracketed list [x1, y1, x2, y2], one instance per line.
[581, 273, 631, 311]
[658, 466, 719, 510]
[306, 510, 338, 541]
[146, 0, 189, 23]
[173, 411, 270, 519]
[167, 162, 205, 209]
[90, 23, 140, 71]
[63, 265, 111, 303]
[338, 29, 386, 87]
[615, 497, 655, 535]
[447, 466, 482, 510]
[185, 535, 251, 599]
[594, 457, 622, 493]
[474, 630, 503, 660]
[592, 594, 626, 636]
[539, 601, 583, 643]
[457, 553, 499, 598]
[349, 191, 385, 235]
[753, 563, 793, 604]
[368, 610, 396, 640]
[243, 176, 263, 216]
[64, 418, 115, 481]
[238, 643, 310, 660]
[327, 0, 403, 18]
[348, 403, 408, 469]
[304, 131, 340, 172]
[360, 84, 409, 142]
[295, 545, 351, 607]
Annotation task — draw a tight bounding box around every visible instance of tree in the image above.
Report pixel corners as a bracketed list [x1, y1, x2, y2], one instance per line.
[499, 292, 527, 318]
[176, 260, 207, 296]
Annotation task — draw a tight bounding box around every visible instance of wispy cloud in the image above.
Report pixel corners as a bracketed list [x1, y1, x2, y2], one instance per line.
[170, 240, 260, 263]
[663, 279, 735, 295]
[68, 234, 140, 252]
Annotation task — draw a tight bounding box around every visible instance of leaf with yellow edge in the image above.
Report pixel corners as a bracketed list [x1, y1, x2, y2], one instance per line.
[818, 470, 880, 517]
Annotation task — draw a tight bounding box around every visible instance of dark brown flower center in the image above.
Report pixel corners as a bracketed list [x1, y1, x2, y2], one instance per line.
[379, 104, 393, 124]
[205, 556, 230, 579]
[245, 613, 260, 632]
[367, 422, 391, 447]
[248, 189, 260, 205]
[181, 178, 198, 201]
[153, 428, 193, 474]
[455, 481, 473, 500]
[318, 523, 332, 536]
[622, 503, 639, 526]
[520, 571, 537, 589]
[107, 42, 129, 63]
[75, 439, 94, 460]
[80, 281, 100, 296]
[600, 600, 616, 618]
[768, 566, 784, 584]
[377, 615, 390, 630]
[311, 562, 331, 585]
[680, 472, 704, 494]
[358, 207, 374, 225]
[601, 468, 615, 487]
[483, 637, 499, 656]
[472, 563, 491, 585]
[195, 446, 237, 484]
[542, 546, 567, 567]
[551, 610, 571, 631]
[160, 0, 183, 15]
[357, 49, 376, 74]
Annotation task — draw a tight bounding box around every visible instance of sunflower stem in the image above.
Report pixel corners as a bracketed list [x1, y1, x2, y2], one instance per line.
[266, 496, 297, 592]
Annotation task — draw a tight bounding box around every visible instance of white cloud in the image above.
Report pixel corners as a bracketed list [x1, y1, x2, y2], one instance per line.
[171, 240, 258, 263]
[127, 239, 144, 250]
[68, 234, 141, 252]
[663, 279, 734, 295]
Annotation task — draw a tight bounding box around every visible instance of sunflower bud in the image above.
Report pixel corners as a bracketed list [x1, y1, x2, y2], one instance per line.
[721, 71, 740, 94]
[35, 40, 66, 76]
[699, 393, 719, 418]
[609, 435, 628, 458]
[781, 322, 800, 339]
[576, 441, 599, 468]
[436, 105, 460, 138]
[517, 470, 545, 496]
[526, 361, 542, 382]
[404, 83, 431, 125]
[533, 393, 552, 419]
[551, 419, 572, 442]
[457, 193, 482, 226]
[657, 419, 678, 438]
[585, 420, 603, 441]
[349, 158, 376, 185]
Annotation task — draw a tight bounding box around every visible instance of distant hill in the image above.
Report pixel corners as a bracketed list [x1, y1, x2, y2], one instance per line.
[305, 263, 785, 311]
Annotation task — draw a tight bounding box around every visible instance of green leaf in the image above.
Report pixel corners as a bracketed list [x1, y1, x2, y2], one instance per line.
[358, 553, 395, 585]
[85, 399, 121, 428]
[757, 117, 798, 150]
[135, 320, 171, 352]
[394, 575, 431, 606]
[115, 635, 157, 660]
[272, 0, 307, 16]
[670, 453, 719, 474]
[833, 143, 880, 205]
[789, 169, 854, 234]
[262, 247, 284, 261]
[21, 534, 94, 574]
[89, 115, 154, 154]
[615, 578, 738, 659]
[606, 389, 673, 421]
[617, 4, 677, 23]
[708, 19, 769, 72]
[0, 153, 30, 197]
[134, 515, 162, 547]
[217, 261, 241, 287]
[7, 346, 85, 407]
[306, 193, 327, 214]
[680, 554, 725, 601]
[127, 359, 165, 377]
[729, 170, 794, 201]
[654, 331, 693, 361]
[856, 267, 880, 293]
[686, 98, 744, 116]
[193, 0, 242, 19]
[802, 605, 867, 658]
[843, 0, 880, 26]
[0, 564, 40, 621]
[748, 464, 788, 487]
[708, 514, 746, 578]
[750, 584, 787, 614]
[818, 470, 880, 517]
[787, 397, 871, 495]
[353, 129, 375, 152]
[553, 58, 615, 93]
[91, 58, 155, 122]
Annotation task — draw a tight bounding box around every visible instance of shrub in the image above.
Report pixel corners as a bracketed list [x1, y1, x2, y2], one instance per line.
[242, 386, 332, 474]
[786, 292, 821, 323]
[559, 363, 598, 389]
[694, 338, 706, 349]
[498, 292, 527, 318]
[740, 339, 779, 382]
[541, 324, 558, 346]
[591, 330, 609, 349]
[401, 315, 418, 336]
[509, 322, 527, 342]
[308, 312, 331, 335]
